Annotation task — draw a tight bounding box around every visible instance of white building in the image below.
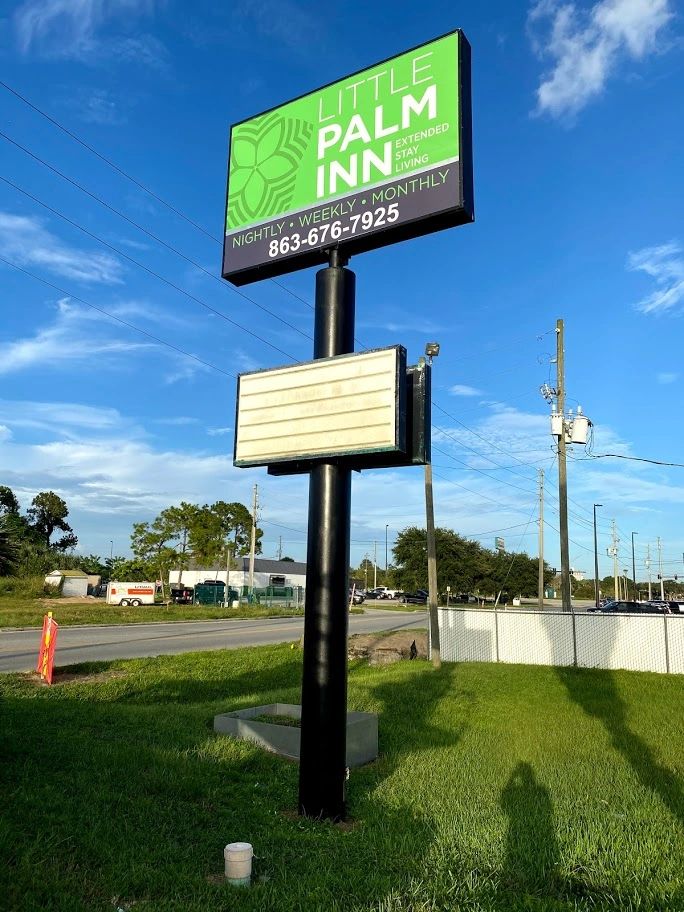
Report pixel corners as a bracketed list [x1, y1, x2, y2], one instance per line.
[169, 558, 306, 591]
[44, 569, 89, 597]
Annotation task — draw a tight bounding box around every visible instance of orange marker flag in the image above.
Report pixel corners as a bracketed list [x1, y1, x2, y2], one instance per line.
[36, 611, 59, 685]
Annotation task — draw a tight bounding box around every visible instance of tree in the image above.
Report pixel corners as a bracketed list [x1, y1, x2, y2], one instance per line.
[393, 526, 488, 594]
[26, 492, 77, 551]
[0, 516, 19, 575]
[0, 485, 20, 516]
[211, 501, 262, 557]
[130, 500, 263, 588]
[392, 525, 553, 599]
[110, 557, 159, 582]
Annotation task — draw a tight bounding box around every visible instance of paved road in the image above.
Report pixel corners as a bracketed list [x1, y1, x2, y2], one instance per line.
[0, 608, 427, 673]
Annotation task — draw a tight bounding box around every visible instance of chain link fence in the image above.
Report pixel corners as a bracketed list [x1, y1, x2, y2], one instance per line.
[439, 607, 684, 674]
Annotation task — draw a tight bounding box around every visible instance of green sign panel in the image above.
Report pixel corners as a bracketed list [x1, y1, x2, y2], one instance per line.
[223, 30, 473, 285]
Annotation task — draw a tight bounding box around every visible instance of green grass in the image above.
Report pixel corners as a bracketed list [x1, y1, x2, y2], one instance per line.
[251, 713, 301, 727]
[2, 649, 684, 911]
[0, 597, 304, 628]
[365, 600, 426, 612]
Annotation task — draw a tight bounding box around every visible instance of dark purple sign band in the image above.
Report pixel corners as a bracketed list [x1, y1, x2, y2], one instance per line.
[223, 163, 466, 285]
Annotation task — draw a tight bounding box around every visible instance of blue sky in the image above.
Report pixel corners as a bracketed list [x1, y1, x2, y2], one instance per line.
[0, 0, 682, 583]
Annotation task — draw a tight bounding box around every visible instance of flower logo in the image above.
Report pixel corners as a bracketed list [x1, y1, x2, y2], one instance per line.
[228, 112, 313, 229]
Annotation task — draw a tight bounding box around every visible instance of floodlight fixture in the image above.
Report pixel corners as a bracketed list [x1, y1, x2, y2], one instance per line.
[425, 342, 440, 364]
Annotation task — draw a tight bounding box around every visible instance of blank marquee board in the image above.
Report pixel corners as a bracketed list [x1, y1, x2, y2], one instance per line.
[234, 346, 407, 468]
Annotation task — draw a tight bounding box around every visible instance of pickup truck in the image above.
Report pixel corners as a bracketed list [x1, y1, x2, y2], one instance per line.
[368, 587, 403, 600]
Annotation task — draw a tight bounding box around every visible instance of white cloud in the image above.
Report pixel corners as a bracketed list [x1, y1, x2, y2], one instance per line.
[0, 399, 127, 435]
[529, 0, 673, 117]
[73, 87, 126, 125]
[449, 384, 483, 397]
[0, 425, 12, 442]
[207, 426, 233, 436]
[13, 0, 165, 66]
[154, 416, 200, 426]
[0, 298, 153, 375]
[2, 437, 245, 515]
[164, 360, 211, 385]
[628, 241, 684, 314]
[0, 212, 123, 284]
[657, 372, 678, 384]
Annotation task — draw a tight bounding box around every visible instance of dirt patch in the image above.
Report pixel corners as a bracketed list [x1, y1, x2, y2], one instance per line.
[348, 630, 427, 664]
[41, 596, 105, 607]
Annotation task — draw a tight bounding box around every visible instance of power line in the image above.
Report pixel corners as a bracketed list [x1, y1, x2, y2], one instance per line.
[0, 254, 235, 378]
[0, 78, 220, 242]
[0, 78, 320, 328]
[0, 129, 313, 343]
[0, 174, 299, 362]
[575, 452, 684, 468]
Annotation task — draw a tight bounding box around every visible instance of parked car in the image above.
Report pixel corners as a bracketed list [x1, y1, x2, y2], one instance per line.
[365, 586, 403, 600]
[590, 600, 672, 614]
[349, 589, 365, 605]
[380, 587, 404, 599]
[401, 590, 428, 605]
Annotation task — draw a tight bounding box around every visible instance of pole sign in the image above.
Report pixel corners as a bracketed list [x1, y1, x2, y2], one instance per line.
[223, 30, 473, 285]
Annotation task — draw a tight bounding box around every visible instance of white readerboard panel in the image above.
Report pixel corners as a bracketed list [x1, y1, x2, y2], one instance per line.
[235, 347, 403, 466]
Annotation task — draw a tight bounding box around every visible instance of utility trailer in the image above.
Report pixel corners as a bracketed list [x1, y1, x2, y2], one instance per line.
[106, 581, 157, 606]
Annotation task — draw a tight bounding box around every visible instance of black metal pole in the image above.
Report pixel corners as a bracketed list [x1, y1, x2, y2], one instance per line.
[298, 249, 355, 821]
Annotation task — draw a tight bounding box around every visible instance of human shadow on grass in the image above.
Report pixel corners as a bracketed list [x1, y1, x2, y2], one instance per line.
[498, 762, 563, 904]
[556, 666, 684, 832]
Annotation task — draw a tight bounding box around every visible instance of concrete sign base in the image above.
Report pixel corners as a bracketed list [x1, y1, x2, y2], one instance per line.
[214, 703, 378, 768]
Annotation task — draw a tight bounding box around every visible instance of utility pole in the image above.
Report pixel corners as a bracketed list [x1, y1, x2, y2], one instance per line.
[631, 532, 638, 601]
[248, 483, 258, 595]
[658, 536, 664, 600]
[611, 520, 619, 601]
[556, 319, 572, 612]
[385, 524, 389, 575]
[373, 540, 377, 589]
[593, 503, 602, 608]
[425, 460, 441, 668]
[538, 468, 544, 610]
[277, 535, 282, 561]
[226, 541, 233, 592]
[646, 543, 652, 600]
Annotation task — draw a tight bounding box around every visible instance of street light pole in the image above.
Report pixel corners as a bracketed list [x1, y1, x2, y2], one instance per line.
[631, 532, 638, 601]
[424, 341, 441, 669]
[385, 524, 389, 575]
[593, 504, 602, 608]
[109, 540, 113, 562]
